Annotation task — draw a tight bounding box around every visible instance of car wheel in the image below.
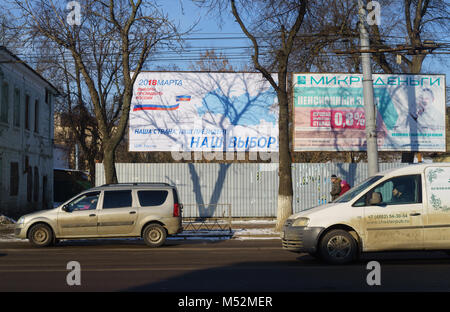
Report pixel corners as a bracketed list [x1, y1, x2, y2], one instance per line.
[143, 224, 167, 248]
[28, 223, 54, 247]
[319, 229, 357, 264]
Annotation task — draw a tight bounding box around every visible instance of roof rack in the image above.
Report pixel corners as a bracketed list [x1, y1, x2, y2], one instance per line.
[100, 182, 172, 187]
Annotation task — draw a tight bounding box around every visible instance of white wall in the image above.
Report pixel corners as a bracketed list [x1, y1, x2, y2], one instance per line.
[0, 49, 54, 217]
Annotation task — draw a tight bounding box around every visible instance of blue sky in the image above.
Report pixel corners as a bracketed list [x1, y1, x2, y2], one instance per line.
[158, 1, 449, 95]
[4, 0, 447, 102]
[153, 1, 251, 70]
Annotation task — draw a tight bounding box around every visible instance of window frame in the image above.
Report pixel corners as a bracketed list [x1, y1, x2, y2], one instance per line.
[9, 162, 19, 196]
[25, 94, 30, 130]
[137, 190, 169, 207]
[102, 190, 133, 209]
[1, 82, 9, 123]
[65, 191, 101, 212]
[34, 99, 39, 133]
[13, 88, 20, 127]
[353, 174, 422, 207]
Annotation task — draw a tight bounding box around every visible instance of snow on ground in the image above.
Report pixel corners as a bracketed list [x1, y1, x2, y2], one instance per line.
[231, 219, 276, 224]
[0, 215, 16, 225]
[0, 234, 24, 242]
[233, 228, 279, 235]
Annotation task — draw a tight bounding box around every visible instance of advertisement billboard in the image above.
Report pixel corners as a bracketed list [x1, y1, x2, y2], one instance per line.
[293, 73, 446, 152]
[129, 72, 278, 152]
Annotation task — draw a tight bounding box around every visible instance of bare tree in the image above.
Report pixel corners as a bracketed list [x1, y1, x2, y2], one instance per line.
[222, 0, 307, 230]
[368, 0, 449, 162]
[289, 0, 449, 163]
[15, 0, 183, 183]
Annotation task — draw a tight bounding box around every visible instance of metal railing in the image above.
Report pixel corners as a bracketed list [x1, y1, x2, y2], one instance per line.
[182, 204, 232, 233]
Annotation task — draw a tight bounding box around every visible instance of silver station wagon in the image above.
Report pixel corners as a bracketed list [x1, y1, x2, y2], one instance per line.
[15, 183, 183, 247]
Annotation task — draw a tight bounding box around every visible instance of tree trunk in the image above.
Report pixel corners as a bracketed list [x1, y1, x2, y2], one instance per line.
[103, 145, 118, 184]
[276, 86, 293, 231]
[88, 158, 96, 186]
[401, 53, 426, 163]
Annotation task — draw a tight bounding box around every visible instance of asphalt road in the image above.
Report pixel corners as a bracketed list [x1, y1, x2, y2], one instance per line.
[2, 238, 450, 292]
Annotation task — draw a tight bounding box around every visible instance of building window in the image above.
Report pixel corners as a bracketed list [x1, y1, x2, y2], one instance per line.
[34, 99, 39, 133]
[34, 166, 39, 202]
[0, 157, 2, 203]
[25, 94, 30, 130]
[45, 89, 50, 105]
[1, 82, 9, 123]
[13, 88, 20, 127]
[42, 175, 48, 209]
[10, 162, 19, 196]
[27, 166, 32, 202]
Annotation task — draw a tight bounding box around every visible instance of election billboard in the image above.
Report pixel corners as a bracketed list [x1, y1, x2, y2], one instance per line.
[293, 73, 446, 152]
[129, 72, 278, 152]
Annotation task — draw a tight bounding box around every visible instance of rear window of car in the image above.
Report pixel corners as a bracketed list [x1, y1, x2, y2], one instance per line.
[137, 190, 169, 207]
[103, 190, 132, 209]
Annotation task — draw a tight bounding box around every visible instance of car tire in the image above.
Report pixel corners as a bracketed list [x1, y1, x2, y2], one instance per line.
[143, 224, 167, 248]
[319, 229, 357, 265]
[28, 223, 54, 247]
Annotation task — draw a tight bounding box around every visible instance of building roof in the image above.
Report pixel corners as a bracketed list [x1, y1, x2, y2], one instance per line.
[0, 45, 60, 95]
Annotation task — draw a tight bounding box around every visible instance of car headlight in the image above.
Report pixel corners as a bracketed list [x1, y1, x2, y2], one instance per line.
[17, 217, 25, 225]
[292, 217, 310, 227]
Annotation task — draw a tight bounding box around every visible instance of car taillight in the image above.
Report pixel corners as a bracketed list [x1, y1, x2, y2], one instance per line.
[173, 203, 180, 217]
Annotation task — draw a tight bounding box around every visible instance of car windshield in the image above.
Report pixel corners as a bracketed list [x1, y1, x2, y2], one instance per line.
[333, 175, 384, 203]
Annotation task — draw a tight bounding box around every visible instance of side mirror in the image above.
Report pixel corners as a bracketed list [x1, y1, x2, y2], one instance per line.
[62, 205, 70, 212]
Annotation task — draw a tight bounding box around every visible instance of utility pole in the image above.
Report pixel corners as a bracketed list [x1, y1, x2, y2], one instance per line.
[358, 0, 379, 177]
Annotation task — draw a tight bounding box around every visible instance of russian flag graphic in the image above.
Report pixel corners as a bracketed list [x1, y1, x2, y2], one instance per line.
[133, 103, 179, 111]
[133, 95, 191, 111]
[176, 95, 191, 102]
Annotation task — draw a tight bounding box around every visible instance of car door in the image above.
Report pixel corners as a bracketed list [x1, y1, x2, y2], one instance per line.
[97, 189, 138, 235]
[423, 166, 450, 249]
[57, 191, 100, 237]
[358, 175, 424, 251]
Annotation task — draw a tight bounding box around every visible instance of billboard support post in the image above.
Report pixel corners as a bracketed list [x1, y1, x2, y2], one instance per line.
[358, 0, 379, 176]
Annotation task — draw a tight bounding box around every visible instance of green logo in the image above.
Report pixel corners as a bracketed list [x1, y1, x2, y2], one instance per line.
[297, 76, 306, 85]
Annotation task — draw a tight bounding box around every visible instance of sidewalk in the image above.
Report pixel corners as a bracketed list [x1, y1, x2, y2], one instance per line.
[0, 218, 281, 241]
[180, 218, 280, 240]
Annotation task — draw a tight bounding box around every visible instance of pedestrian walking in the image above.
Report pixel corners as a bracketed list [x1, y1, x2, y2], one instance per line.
[330, 174, 341, 201]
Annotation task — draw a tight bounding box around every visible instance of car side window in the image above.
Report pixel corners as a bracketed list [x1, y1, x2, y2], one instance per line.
[137, 190, 168, 207]
[353, 174, 422, 207]
[103, 190, 132, 209]
[66, 192, 100, 212]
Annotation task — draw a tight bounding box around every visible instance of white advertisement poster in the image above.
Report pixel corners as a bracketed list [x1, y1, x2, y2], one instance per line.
[293, 73, 446, 152]
[129, 72, 278, 152]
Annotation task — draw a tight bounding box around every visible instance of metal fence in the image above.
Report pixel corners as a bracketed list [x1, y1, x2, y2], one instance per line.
[182, 204, 232, 233]
[96, 162, 407, 217]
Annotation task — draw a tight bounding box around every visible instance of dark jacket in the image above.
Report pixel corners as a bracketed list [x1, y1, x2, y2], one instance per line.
[330, 178, 342, 201]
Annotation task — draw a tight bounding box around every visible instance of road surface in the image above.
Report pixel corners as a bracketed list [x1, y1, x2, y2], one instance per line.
[1, 238, 450, 292]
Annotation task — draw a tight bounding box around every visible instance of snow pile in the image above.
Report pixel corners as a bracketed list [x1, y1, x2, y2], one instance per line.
[232, 228, 280, 240]
[0, 215, 16, 225]
[0, 234, 24, 242]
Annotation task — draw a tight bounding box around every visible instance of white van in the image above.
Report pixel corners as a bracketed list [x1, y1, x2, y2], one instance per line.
[282, 163, 450, 264]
